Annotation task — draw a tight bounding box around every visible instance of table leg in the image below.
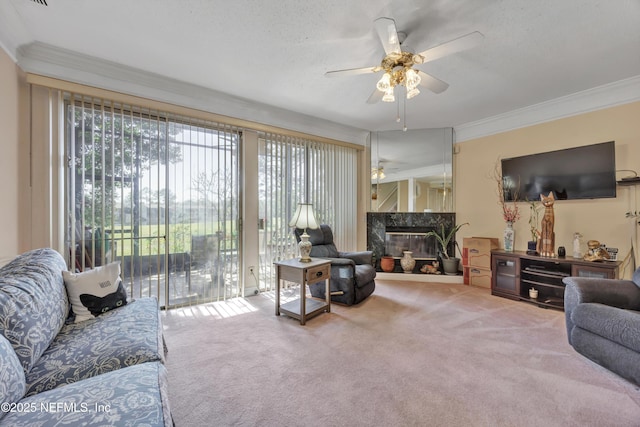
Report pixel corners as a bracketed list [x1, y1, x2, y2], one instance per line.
[326, 277, 331, 313]
[275, 267, 280, 316]
[300, 283, 306, 325]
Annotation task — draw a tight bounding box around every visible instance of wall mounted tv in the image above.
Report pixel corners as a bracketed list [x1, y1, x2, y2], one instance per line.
[501, 141, 616, 201]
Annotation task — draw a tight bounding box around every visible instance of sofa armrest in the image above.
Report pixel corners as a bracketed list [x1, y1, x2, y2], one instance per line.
[338, 251, 373, 265]
[563, 276, 640, 345]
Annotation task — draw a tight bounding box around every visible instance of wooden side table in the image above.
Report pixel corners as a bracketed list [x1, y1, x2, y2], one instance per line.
[274, 258, 331, 325]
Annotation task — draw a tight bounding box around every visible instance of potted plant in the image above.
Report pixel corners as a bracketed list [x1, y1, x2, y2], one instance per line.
[425, 222, 469, 275]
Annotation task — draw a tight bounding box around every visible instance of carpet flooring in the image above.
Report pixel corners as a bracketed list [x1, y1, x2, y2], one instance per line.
[162, 280, 640, 426]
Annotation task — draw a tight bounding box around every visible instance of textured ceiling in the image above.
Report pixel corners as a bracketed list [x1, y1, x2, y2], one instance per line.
[1, 0, 640, 135]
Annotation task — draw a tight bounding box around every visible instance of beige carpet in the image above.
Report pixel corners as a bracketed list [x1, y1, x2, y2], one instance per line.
[162, 280, 640, 427]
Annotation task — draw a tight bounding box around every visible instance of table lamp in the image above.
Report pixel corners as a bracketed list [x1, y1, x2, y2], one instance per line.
[289, 203, 319, 262]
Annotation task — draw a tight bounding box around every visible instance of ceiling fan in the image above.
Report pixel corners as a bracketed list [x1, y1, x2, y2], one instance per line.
[325, 17, 484, 104]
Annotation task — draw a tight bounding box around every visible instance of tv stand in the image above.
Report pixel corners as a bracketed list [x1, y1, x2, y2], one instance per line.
[491, 250, 621, 311]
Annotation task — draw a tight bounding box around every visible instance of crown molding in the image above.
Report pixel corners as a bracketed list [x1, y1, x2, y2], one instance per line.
[454, 75, 640, 143]
[16, 42, 369, 145]
[12, 40, 640, 146]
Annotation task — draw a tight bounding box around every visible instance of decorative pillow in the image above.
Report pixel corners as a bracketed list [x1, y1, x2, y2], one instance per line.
[63, 262, 127, 323]
[0, 334, 26, 419]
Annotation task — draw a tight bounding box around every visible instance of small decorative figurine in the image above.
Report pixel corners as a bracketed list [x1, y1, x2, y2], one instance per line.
[420, 261, 441, 274]
[583, 240, 610, 262]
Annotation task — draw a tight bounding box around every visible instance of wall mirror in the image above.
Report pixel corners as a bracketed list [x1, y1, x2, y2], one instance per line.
[370, 128, 453, 213]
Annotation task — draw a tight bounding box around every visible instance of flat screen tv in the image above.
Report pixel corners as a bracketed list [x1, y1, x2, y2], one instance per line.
[501, 141, 616, 201]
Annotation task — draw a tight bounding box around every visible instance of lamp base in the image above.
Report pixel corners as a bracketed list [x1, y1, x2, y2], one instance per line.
[298, 232, 312, 262]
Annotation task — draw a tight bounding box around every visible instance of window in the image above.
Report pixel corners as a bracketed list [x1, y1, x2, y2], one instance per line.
[257, 133, 357, 290]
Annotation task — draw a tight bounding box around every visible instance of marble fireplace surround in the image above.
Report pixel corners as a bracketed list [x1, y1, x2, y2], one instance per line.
[367, 212, 456, 273]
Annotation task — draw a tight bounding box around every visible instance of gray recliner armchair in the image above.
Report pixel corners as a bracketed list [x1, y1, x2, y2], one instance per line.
[295, 224, 375, 306]
[563, 267, 640, 386]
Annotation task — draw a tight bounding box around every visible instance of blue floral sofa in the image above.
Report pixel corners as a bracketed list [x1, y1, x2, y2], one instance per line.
[0, 248, 172, 426]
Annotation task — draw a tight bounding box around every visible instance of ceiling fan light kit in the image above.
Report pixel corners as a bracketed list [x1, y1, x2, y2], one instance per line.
[326, 17, 483, 125]
[371, 166, 386, 181]
[375, 53, 423, 102]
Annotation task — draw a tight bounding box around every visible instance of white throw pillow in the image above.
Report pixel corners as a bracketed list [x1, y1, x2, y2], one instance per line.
[63, 261, 127, 323]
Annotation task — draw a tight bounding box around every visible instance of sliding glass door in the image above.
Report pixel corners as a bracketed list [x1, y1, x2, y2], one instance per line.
[66, 96, 240, 308]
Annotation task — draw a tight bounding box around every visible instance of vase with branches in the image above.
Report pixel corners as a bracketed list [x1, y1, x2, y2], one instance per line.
[492, 160, 520, 251]
[492, 161, 520, 222]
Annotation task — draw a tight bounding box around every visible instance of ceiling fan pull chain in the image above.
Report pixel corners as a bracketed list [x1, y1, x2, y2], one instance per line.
[403, 91, 408, 132]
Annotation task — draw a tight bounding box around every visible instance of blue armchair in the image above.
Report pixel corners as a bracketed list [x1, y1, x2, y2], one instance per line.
[295, 224, 375, 306]
[563, 267, 640, 385]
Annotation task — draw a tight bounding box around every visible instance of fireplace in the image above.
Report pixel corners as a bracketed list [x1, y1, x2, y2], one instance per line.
[367, 212, 456, 272]
[384, 228, 438, 259]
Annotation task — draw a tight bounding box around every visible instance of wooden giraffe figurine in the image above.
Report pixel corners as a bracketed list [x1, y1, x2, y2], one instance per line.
[537, 192, 555, 257]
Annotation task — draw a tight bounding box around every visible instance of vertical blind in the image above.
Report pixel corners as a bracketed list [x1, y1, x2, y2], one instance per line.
[257, 132, 357, 290]
[29, 80, 361, 307]
[65, 92, 241, 308]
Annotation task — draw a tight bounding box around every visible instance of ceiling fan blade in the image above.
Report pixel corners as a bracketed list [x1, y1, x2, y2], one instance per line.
[325, 66, 380, 78]
[374, 17, 401, 55]
[417, 71, 449, 94]
[414, 31, 484, 64]
[366, 89, 383, 104]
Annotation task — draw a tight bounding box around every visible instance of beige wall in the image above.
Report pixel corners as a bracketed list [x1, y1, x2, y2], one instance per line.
[455, 101, 640, 277]
[0, 48, 26, 260]
[2, 46, 640, 270]
[1, 50, 51, 258]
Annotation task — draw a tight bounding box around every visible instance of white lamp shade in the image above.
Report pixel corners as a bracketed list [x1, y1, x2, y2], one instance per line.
[288, 203, 319, 230]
